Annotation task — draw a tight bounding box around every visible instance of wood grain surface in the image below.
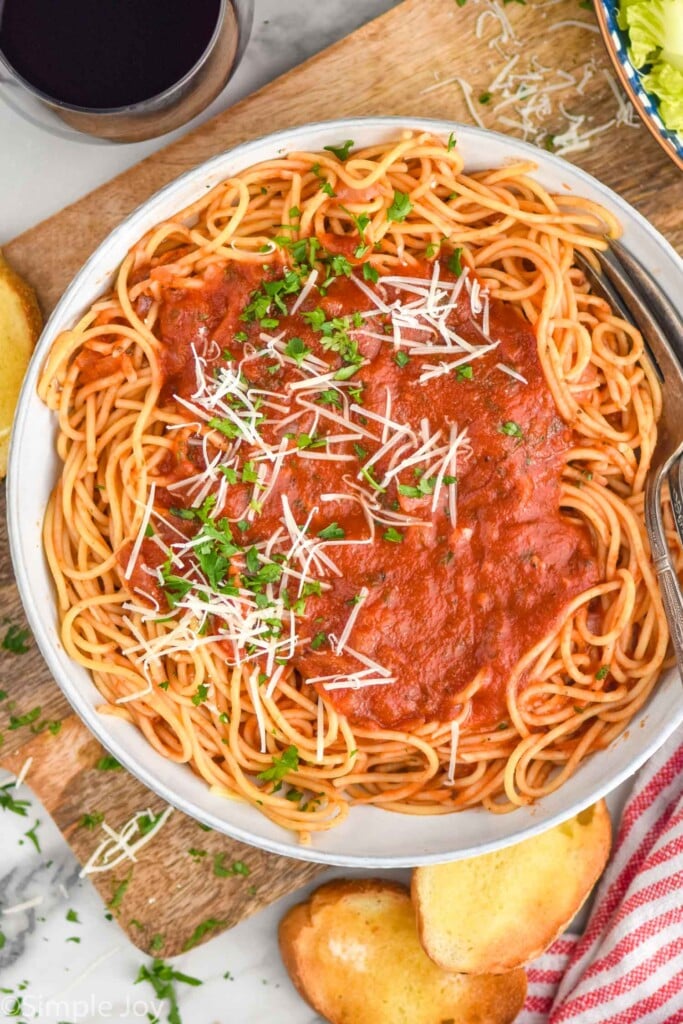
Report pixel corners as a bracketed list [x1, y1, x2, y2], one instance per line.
[1, 0, 681, 954]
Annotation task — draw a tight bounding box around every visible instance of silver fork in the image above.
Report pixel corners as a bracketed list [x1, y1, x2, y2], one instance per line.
[576, 240, 683, 672]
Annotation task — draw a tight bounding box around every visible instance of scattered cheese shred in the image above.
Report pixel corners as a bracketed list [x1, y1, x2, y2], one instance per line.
[80, 805, 173, 877]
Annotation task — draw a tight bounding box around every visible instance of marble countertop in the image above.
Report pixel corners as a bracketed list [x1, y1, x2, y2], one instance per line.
[0, 2, 400, 1021]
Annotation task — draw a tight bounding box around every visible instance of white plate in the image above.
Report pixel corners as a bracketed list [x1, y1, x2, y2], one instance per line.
[9, 117, 683, 866]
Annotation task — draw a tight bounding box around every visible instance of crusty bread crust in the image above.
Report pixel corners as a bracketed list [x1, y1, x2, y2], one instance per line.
[279, 878, 527, 1024]
[412, 801, 612, 975]
[0, 251, 42, 478]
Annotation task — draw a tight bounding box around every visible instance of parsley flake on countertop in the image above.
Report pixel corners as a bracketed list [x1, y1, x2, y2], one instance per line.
[22, 819, 41, 853]
[8, 707, 41, 731]
[182, 917, 226, 951]
[0, 783, 30, 817]
[136, 959, 202, 1024]
[213, 853, 251, 878]
[79, 811, 104, 829]
[2, 624, 30, 654]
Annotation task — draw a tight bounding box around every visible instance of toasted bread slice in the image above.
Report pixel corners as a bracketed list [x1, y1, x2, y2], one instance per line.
[279, 879, 526, 1024]
[0, 251, 42, 478]
[413, 801, 611, 974]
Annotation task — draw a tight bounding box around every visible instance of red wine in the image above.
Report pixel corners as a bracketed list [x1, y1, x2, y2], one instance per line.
[0, 0, 223, 109]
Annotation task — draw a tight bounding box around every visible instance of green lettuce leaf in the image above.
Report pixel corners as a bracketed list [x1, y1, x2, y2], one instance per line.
[642, 60, 683, 129]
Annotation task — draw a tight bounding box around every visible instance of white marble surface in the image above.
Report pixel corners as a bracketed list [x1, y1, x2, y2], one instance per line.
[0, 2, 403, 1021]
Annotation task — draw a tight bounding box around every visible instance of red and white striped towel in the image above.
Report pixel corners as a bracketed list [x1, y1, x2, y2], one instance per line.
[519, 727, 683, 1024]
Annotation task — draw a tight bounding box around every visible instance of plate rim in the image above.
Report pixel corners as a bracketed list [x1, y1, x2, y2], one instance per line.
[8, 115, 683, 867]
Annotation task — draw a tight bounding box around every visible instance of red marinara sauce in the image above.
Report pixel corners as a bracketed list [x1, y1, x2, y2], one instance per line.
[120, 258, 599, 731]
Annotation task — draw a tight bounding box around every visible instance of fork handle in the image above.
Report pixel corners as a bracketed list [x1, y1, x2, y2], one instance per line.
[647, 473, 683, 673]
[668, 462, 683, 550]
[652, 557, 683, 669]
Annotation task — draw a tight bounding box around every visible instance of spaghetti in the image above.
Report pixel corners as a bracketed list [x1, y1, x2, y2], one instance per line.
[39, 131, 670, 839]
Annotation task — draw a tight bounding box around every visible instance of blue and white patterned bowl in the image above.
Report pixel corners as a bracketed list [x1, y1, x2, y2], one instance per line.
[595, 0, 683, 171]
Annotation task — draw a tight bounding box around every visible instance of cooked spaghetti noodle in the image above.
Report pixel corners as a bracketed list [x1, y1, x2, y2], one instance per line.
[39, 131, 670, 839]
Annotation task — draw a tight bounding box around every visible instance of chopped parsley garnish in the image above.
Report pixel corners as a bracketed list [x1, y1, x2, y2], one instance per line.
[447, 131, 457, 149]
[320, 180, 336, 198]
[301, 307, 326, 331]
[479, 91, 492, 104]
[447, 247, 463, 276]
[398, 476, 438, 499]
[362, 263, 379, 284]
[108, 873, 131, 910]
[340, 207, 370, 237]
[208, 416, 242, 439]
[23, 819, 41, 852]
[311, 631, 327, 650]
[257, 745, 300, 783]
[318, 522, 345, 540]
[324, 139, 354, 160]
[353, 443, 368, 460]
[302, 308, 364, 371]
[455, 364, 473, 381]
[66, 909, 80, 923]
[191, 684, 209, 706]
[2, 624, 30, 654]
[294, 432, 327, 450]
[360, 464, 385, 493]
[182, 917, 226, 951]
[80, 811, 104, 829]
[499, 421, 524, 438]
[387, 190, 413, 222]
[316, 388, 342, 408]
[170, 506, 196, 521]
[333, 362, 359, 381]
[135, 958, 203, 1020]
[213, 854, 250, 878]
[595, 665, 609, 680]
[324, 253, 354, 283]
[95, 755, 122, 771]
[394, 350, 410, 368]
[383, 527, 403, 543]
[137, 811, 165, 836]
[0, 785, 29, 818]
[159, 567, 193, 608]
[8, 707, 41, 730]
[284, 336, 311, 365]
[242, 461, 258, 483]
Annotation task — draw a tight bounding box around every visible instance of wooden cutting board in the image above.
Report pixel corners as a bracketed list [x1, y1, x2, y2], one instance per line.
[1, 0, 682, 957]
